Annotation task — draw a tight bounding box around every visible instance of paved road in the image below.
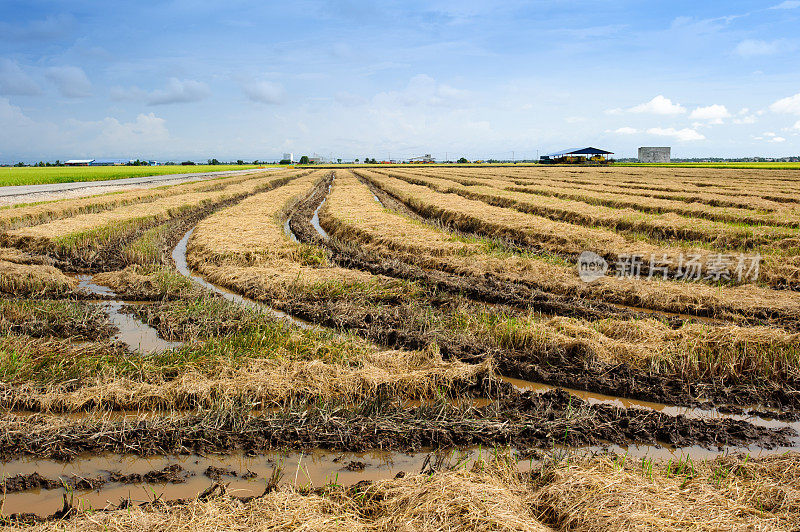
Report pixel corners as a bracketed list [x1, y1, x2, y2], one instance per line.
[0, 168, 273, 206]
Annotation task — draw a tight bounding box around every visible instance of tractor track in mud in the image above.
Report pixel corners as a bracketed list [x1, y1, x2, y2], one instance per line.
[283, 174, 800, 411]
[289, 174, 685, 325]
[0, 390, 792, 462]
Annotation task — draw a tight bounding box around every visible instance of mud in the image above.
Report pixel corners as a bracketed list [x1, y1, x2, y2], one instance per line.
[0, 389, 792, 463]
[1, 465, 191, 494]
[0, 449, 474, 519]
[71, 274, 182, 354]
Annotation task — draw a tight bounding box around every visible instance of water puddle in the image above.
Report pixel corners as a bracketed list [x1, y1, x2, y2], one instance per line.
[311, 197, 329, 240]
[74, 274, 115, 298]
[0, 449, 476, 517]
[500, 375, 800, 433]
[372, 193, 384, 207]
[103, 301, 183, 354]
[71, 274, 181, 354]
[5, 438, 800, 518]
[283, 217, 299, 243]
[172, 228, 314, 330]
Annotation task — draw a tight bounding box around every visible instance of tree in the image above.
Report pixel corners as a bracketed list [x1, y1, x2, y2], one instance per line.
[457, 157, 470, 164]
[337, 158, 342, 164]
[236, 159, 244, 165]
[208, 158, 220, 165]
[279, 159, 292, 165]
[355, 158, 360, 163]
[299, 155, 310, 164]
[181, 161, 196, 166]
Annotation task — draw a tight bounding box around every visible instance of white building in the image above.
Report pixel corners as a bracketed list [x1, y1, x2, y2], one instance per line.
[638, 147, 671, 163]
[282, 153, 294, 163]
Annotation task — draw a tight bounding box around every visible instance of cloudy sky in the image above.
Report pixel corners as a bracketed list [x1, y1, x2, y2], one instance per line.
[1, 0, 799, 162]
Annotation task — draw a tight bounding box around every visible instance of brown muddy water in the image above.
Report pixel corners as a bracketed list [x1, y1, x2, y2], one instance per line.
[71, 274, 182, 354]
[5, 438, 800, 518]
[0, 449, 450, 517]
[172, 228, 314, 330]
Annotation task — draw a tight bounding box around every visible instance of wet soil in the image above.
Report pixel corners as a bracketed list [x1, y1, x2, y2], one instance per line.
[1, 465, 192, 494]
[0, 389, 792, 462]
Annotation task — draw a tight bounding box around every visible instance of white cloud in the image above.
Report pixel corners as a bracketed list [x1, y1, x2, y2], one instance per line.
[45, 66, 91, 98]
[0, 59, 41, 96]
[735, 39, 793, 58]
[770, 1, 800, 8]
[771, 136, 787, 142]
[374, 75, 470, 108]
[147, 78, 210, 105]
[629, 95, 686, 115]
[689, 104, 730, 124]
[612, 127, 638, 134]
[792, 120, 800, 131]
[771, 93, 800, 114]
[64, 113, 170, 153]
[646, 127, 705, 141]
[242, 81, 285, 104]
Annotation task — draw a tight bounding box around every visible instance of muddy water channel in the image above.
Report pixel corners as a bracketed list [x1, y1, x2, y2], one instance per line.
[172, 228, 314, 329]
[0, 449, 444, 517]
[71, 274, 182, 354]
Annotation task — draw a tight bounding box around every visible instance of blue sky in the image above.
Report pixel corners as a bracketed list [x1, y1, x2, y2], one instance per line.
[1, 0, 799, 162]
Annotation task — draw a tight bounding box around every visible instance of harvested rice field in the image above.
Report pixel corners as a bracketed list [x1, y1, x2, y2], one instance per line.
[1, 165, 800, 529]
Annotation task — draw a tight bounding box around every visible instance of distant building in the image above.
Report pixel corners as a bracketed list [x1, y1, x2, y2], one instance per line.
[282, 153, 295, 163]
[90, 158, 132, 166]
[409, 154, 434, 163]
[638, 147, 671, 163]
[540, 147, 613, 164]
[64, 159, 93, 166]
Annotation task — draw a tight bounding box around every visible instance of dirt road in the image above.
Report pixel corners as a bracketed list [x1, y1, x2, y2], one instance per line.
[0, 168, 274, 206]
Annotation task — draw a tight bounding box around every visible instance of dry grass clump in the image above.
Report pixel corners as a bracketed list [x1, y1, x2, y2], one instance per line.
[6, 172, 299, 249]
[421, 167, 800, 224]
[322, 171, 473, 257]
[8, 345, 491, 412]
[93, 266, 201, 300]
[394, 168, 798, 244]
[188, 171, 325, 265]
[530, 453, 800, 531]
[0, 260, 76, 297]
